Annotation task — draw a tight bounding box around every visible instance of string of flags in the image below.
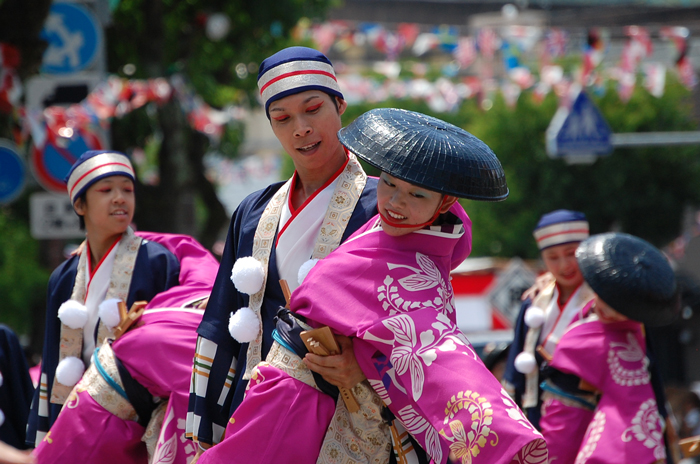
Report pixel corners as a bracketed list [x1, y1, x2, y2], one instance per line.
[8, 68, 248, 154]
[296, 19, 695, 111]
[0, 20, 696, 150]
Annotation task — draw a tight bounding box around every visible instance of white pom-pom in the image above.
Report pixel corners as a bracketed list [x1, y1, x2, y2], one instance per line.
[98, 299, 122, 329]
[55, 356, 85, 386]
[230, 257, 265, 295]
[0, 409, 4, 427]
[57, 300, 89, 329]
[524, 306, 545, 328]
[514, 352, 537, 375]
[297, 259, 319, 286]
[228, 307, 260, 343]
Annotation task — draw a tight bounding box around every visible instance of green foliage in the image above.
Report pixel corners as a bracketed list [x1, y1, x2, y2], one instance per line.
[0, 210, 50, 336]
[345, 76, 700, 259]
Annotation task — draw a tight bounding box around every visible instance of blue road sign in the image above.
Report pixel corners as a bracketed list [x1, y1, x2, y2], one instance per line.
[40, 2, 102, 75]
[546, 90, 613, 158]
[0, 140, 26, 204]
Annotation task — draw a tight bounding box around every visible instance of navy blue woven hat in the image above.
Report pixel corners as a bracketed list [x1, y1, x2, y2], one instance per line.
[65, 150, 135, 204]
[533, 209, 589, 250]
[576, 232, 680, 326]
[257, 46, 344, 116]
[337, 108, 508, 201]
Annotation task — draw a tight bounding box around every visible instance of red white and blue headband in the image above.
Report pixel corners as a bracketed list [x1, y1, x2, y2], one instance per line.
[533, 209, 589, 250]
[65, 150, 135, 204]
[257, 46, 343, 116]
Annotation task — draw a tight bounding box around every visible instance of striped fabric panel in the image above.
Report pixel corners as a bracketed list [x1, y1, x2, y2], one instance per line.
[35, 372, 50, 446]
[533, 220, 589, 249]
[187, 336, 217, 441]
[192, 337, 216, 397]
[217, 357, 237, 407]
[390, 420, 420, 464]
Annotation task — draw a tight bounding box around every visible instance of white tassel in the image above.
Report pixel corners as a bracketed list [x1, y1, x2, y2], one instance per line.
[524, 306, 545, 328]
[514, 351, 537, 375]
[57, 300, 88, 329]
[98, 299, 122, 329]
[297, 259, 319, 286]
[230, 257, 265, 295]
[228, 307, 260, 343]
[55, 356, 85, 386]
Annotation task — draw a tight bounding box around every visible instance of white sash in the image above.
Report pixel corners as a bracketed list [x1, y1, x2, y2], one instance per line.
[540, 284, 592, 355]
[50, 228, 142, 405]
[521, 282, 593, 408]
[243, 154, 367, 380]
[82, 243, 118, 364]
[276, 175, 342, 292]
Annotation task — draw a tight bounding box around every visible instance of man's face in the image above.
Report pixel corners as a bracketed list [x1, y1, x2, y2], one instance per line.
[268, 90, 347, 173]
[74, 176, 135, 238]
[541, 242, 584, 290]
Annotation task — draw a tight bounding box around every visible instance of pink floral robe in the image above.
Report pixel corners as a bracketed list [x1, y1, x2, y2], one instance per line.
[550, 316, 666, 464]
[203, 204, 547, 464]
[34, 233, 219, 464]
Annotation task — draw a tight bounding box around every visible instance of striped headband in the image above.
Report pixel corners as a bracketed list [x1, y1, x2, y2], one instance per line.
[533, 220, 589, 250]
[257, 47, 343, 115]
[66, 151, 135, 204]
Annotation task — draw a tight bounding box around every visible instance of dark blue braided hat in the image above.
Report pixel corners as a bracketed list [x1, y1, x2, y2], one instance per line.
[576, 232, 680, 326]
[338, 108, 508, 201]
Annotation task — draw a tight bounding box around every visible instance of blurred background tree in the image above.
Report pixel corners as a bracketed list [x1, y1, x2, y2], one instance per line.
[1, 0, 700, 348]
[339, 76, 700, 259]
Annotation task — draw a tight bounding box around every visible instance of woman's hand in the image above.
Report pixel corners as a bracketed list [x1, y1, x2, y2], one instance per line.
[303, 335, 366, 389]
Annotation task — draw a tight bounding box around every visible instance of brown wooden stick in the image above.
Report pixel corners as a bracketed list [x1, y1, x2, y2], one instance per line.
[301, 327, 360, 413]
[679, 436, 700, 458]
[536, 345, 552, 363]
[279, 280, 292, 307]
[114, 301, 147, 340]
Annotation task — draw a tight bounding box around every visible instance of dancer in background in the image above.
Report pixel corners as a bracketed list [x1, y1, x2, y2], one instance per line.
[549, 232, 679, 463]
[33, 233, 218, 464]
[26, 151, 180, 446]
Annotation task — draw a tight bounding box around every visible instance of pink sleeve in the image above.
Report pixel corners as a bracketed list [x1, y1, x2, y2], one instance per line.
[549, 320, 607, 392]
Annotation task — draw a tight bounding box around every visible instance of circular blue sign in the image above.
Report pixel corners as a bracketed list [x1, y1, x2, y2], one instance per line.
[40, 3, 101, 74]
[0, 140, 26, 204]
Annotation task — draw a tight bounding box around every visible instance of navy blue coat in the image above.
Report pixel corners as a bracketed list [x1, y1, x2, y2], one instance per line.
[191, 178, 378, 445]
[26, 239, 180, 446]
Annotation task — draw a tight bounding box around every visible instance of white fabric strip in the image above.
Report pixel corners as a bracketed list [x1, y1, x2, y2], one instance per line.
[276, 175, 341, 293]
[534, 220, 589, 249]
[541, 284, 593, 355]
[82, 243, 118, 364]
[67, 152, 134, 202]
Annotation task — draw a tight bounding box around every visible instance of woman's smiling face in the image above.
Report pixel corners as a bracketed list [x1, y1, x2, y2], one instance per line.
[376, 172, 448, 237]
[74, 176, 135, 237]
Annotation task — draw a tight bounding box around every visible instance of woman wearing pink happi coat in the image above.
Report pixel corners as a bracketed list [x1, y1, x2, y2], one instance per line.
[33, 233, 219, 464]
[201, 109, 547, 464]
[548, 232, 679, 464]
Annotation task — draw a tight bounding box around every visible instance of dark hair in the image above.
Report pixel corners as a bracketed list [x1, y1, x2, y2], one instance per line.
[74, 193, 87, 230]
[332, 95, 343, 114]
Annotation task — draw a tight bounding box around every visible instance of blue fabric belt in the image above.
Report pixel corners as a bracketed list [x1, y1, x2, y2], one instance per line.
[272, 328, 297, 354]
[540, 380, 597, 411]
[92, 347, 129, 400]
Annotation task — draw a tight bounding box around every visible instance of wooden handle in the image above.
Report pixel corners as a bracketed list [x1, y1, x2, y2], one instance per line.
[300, 326, 360, 413]
[113, 301, 147, 339]
[536, 345, 552, 363]
[680, 436, 700, 458]
[280, 280, 292, 308]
